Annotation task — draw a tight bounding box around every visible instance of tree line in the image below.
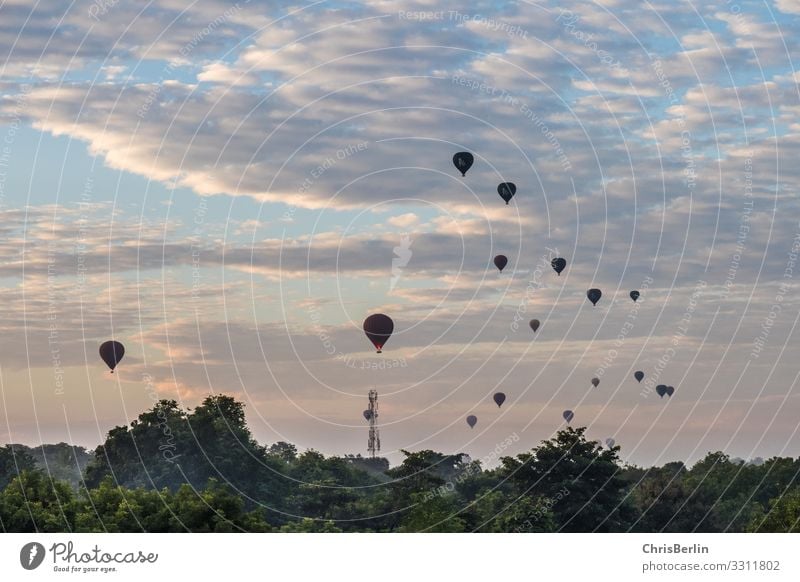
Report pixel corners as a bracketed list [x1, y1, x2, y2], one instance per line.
[1, 395, 799, 532]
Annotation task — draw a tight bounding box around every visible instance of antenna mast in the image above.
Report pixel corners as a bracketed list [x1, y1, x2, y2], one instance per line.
[367, 389, 380, 458]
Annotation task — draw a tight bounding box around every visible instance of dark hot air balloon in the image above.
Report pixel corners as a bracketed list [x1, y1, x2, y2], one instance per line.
[493, 392, 506, 408]
[587, 288, 602, 306]
[591, 377, 600, 388]
[630, 290, 640, 302]
[363, 410, 372, 421]
[656, 385, 667, 398]
[666, 386, 675, 397]
[453, 152, 474, 176]
[497, 182, 516, 204]
[606, 438, 615, 448]
[494, 255, 508, 272]
[563, 410, 574, 423]
[551, 258, 566, 276]
[466, 415, 478, 428]
[529, 319, 540, 333]
[99, 340, 125, 373]
[634, 371, 644, 383]
[363, 314, 394, 353]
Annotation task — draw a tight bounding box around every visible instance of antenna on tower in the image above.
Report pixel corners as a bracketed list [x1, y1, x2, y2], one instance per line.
[367, 389, 380, 458]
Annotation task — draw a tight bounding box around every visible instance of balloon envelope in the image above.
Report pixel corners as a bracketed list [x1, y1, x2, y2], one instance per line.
[666, 386, 675, 397]
[363, 314, 394, 353]
[551, 258, 567, 276]
[634, 371, 644, 383]
[453, 152, 474, 176]
[497, 182, 516, 204]
[493, 392, 506, 408]
[630, 290, 640, 302]
[563, 410, 574, 423]
[606, 438, 615, 448]
[587, 288, 602, 306]
[363, 410, 372, 421]
[99, 340, 125, 373]
[591, 377, 600, 388]
[466, 415, 478, 428]
[494, 255, 508, 272]
[529, 319, 540, 333]
[656, 385, 667, 398]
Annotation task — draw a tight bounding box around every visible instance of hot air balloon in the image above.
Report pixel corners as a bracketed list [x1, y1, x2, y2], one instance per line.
[563, 410, 574, 424]
[494, 255, 508, 272]
[363, 410, 372, 421]
[493, 392, 506, 408]
[363, 314, 394, 353]
[666, 386, 675, 397]
[605, 438, 615, 448]
[551, 258, 566, 276]
[630, 290, 640, 302]
[529, 319, 540, 333]
[591, 377, 600, 388]
[453, 152, 474, 176]
[497, 182, 516, 205]
[634, 371, 644, 383]
[99, 340, 125, 373]
[656, 385, 667, 398]
[466, 415, 478, 428]
[587, 288, 602, 306]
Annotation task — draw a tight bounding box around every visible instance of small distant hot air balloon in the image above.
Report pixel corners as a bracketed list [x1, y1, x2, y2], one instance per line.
[587, 288, 602, 306]
[497, 182, 516, 205]
[563, 410, 574, 424]
[634, 371, 644, 383]
[605, 438, 615, 448]
[466, 415, 478, 428]
[363, 410, 372, 421]
[630, 290, 640, 302]
[494, 255, 508, 272]
[656, 385, 667, 398]
[99, 340, 125, 373]
[591, 377, 600, 388]
[529, 319, 540, 333]
[453, 152, 474, 176]
[363, 314, 394, 353]
[666, 386, 675, 397]
[493, 392, 506, 408]
[551, 258, 567, 276]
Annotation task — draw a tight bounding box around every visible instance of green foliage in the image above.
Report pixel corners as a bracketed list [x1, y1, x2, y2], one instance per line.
[2, 396, 798, 532]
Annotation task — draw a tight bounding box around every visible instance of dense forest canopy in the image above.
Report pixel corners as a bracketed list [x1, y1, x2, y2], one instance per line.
[1, 395, 799, 533]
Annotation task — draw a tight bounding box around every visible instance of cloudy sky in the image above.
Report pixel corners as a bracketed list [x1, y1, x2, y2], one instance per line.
[1, 0, 800, 467]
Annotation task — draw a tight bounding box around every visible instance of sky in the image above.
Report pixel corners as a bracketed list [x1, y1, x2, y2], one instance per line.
[1, 0, 800, 468]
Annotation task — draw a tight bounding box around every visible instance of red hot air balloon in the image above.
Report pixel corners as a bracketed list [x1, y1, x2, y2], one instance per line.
[363, 314, 394, 353]
[99, 341, 125, 373]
